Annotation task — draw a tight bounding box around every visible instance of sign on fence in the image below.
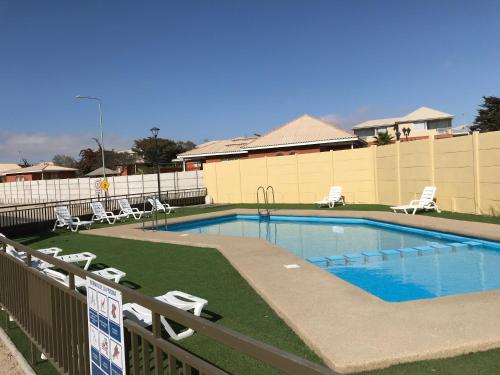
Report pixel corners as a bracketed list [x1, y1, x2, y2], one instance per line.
[87, 278, 126, 375]
[94, 179, 103, 196]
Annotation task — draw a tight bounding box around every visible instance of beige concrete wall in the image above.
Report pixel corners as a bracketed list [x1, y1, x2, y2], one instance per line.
[204, 131, 500, 215]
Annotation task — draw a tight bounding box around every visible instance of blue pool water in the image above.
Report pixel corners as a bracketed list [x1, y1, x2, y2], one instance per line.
[164, 215, 500, 302]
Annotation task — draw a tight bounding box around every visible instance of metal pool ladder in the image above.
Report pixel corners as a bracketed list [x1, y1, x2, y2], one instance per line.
[142, 194, 167, 231]
[257, 185, 275, 216]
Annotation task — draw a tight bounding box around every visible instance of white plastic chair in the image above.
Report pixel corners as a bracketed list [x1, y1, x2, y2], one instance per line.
[391, 186, 441, 215]
[43, 267, 126, 289]
[147, 198, 179, 214]
[53, 206, 93, 232]
[56, 252, 97, 270]
[90, 201, 126, 224]
[1, 233, 62, 264]
[315, 186, 345, 208]
[123, 291, 208, 341]
[118, 199, 150, 220]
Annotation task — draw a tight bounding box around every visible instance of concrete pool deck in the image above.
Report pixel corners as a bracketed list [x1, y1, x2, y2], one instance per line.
[86, 209, 500, 373]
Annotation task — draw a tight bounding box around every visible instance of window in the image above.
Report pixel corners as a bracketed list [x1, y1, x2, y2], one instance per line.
[413, 122, 426, 131]
[354, 128, 376, 139]
[375, 127, 388, 134]
[427, 119, 451, 130]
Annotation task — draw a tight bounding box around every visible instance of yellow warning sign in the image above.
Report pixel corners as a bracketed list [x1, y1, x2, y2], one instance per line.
[100, 178, 110, 192]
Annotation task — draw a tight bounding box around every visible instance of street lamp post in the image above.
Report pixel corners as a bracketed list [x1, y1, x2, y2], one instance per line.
[150, 127, 161, 201]
[75, 96, 106, 181]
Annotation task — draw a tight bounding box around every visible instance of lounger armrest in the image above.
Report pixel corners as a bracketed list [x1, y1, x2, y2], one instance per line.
[132, 208, 140, 213]
[43, 269, 67, 282]
[408, 200, 420, 206]
[71, 217, 81, 223]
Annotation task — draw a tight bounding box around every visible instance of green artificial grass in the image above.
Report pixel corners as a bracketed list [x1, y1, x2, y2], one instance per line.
[356, 348, 500, 375]
[18, 231, 324, 375]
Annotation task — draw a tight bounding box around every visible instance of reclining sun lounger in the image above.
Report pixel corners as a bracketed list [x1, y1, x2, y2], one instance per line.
[43, 267, 126, 289]
[315, 186, 345, 208]
[38, 251, 97, 270]
[390, 186, 441, 215]
[53, 206, 93, 232]
[56, 251, 97, 270]
[123, 291, 208, 341]
[147, 198, 179, 214]
[90, 201, 127, 224]
[1, 233, 62, 263]
[118, 198, 151, 220]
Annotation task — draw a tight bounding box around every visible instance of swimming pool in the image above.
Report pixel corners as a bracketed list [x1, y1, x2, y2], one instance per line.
[164, 215, 500, 302]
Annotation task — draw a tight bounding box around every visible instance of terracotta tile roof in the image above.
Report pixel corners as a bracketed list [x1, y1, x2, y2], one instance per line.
[0, 163, 20, 173]
[178, 137, 257, 158]
[0, 162, 78, 176]
[352, 107, 453, 130]
[352, 117, 402, 130]
[243, 114, 357, 150]
[398, 106, 453, 123]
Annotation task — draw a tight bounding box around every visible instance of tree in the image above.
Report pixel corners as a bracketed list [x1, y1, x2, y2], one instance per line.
[19, 158, 31, 167]
[76, 139, 137, 174]
[373, 131, 394, 146]
[52, 154, 77, 168]
[470, 96, 500, 133]
[132, 138, 195, 165]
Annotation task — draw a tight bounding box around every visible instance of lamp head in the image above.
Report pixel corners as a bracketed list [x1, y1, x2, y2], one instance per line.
[150, 127, 160, 137]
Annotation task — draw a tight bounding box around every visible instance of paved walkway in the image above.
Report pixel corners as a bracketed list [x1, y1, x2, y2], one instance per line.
[86, 209, 500, 373]
[0, 334, 26, 375]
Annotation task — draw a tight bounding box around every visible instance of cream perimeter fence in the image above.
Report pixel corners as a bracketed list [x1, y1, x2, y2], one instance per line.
[0, 170, 204, 204]
[204, 131, 500, 215]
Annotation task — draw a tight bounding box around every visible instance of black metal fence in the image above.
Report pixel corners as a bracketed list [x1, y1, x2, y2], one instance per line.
[0, 188, 207, 236]
[0, 236, 337, 375]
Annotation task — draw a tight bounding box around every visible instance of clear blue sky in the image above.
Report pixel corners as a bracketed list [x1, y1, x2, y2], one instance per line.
[1, 0, 499, 162]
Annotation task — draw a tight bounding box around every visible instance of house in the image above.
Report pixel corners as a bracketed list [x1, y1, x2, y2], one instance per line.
[177, 114, 364, 170]
[0, 162, 78, 183]
[0, 164, 20, 174]
[352, 107, 454, 144]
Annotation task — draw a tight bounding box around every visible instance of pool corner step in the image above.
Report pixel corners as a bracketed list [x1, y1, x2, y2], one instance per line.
[362, 251, 383, 262]
[305, 257, 328, 267]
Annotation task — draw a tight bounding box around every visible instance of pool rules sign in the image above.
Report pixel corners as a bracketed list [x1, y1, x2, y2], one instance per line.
[87, 278, 126, 375]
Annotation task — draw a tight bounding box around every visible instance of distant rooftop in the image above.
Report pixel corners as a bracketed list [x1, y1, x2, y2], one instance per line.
[0, 163, 20, 173]
[243, 114, 357, 150]
[178, 137, 257, 158]
[0, 162, 78, 176]
[178, 114, 360, 159]
[352, 107, 453, 130]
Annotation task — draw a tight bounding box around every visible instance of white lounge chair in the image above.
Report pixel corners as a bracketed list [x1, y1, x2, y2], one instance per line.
[123, 291, 208, 341]
[1, 233, 62, 264]
[391, 186, 441, 215]
[43, 267, 126, 289]
[315, 186, 345, 208]
[147, 198, 179, 214]
[53, 206, 93, 232]
[118, 199, 151, 220]
[90, 201, 126, 224]
[56, 252, 97, 270]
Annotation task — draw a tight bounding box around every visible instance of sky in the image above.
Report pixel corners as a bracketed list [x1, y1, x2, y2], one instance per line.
[0, 0, 499, 163]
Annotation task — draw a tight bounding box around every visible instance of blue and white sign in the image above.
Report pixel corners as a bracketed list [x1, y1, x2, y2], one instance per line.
[87, 278, 126, 375]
